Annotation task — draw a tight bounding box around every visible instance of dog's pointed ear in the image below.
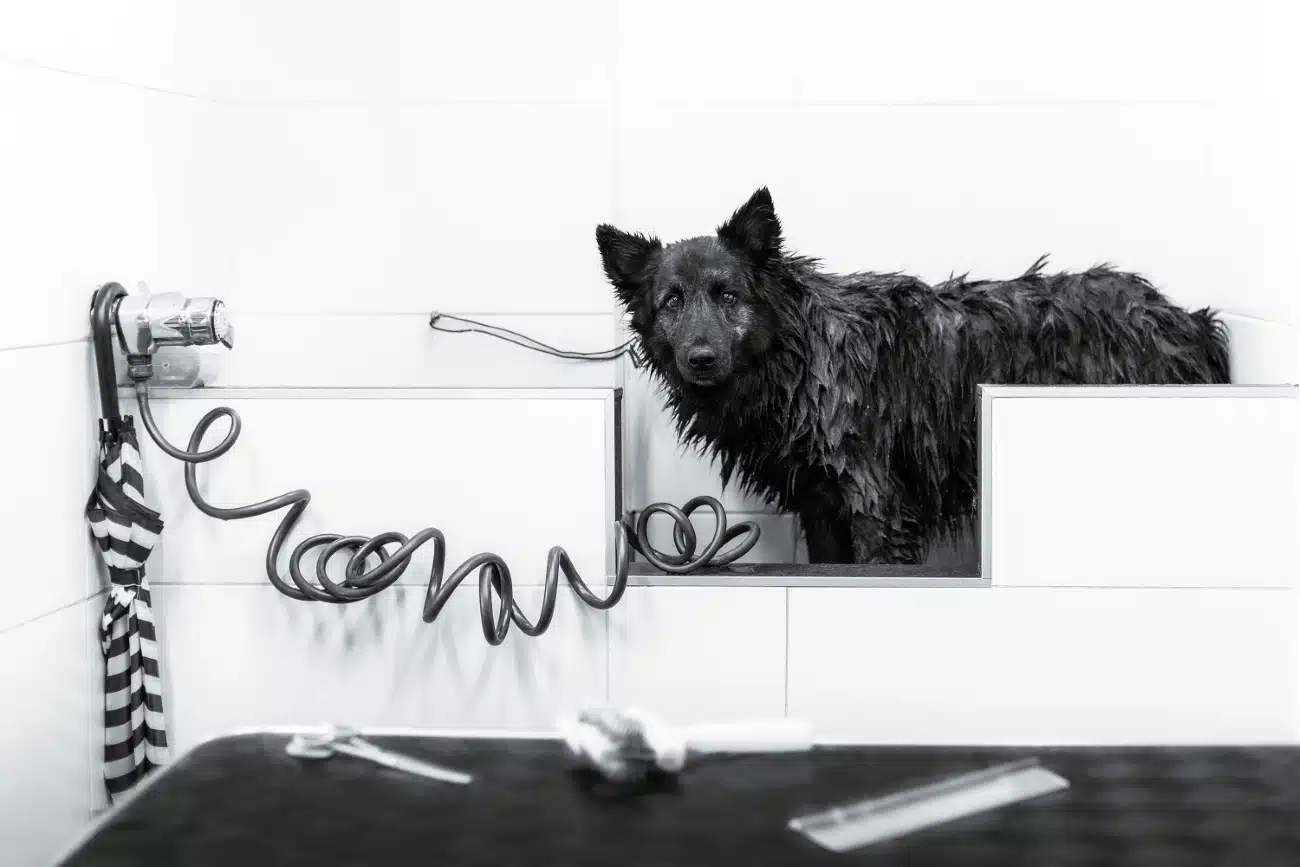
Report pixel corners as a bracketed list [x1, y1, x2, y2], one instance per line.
[596, 224, 661, 305]
[717, 186, 783, 267]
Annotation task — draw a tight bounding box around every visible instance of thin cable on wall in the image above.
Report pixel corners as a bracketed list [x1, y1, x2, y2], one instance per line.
[429, 311, 644, 368]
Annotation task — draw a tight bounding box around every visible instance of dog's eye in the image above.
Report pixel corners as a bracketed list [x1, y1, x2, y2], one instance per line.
[720, 290, 738, 306]
[664, 294, 681, 310]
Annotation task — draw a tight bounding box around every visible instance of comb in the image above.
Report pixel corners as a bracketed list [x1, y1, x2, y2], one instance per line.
[788, 757, 1069, 852]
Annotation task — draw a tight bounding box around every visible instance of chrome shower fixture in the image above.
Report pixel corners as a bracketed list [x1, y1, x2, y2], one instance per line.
[114, 283, 233, 357]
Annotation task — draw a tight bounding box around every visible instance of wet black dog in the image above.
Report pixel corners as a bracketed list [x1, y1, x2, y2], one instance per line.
[597, 188, 1230, 565]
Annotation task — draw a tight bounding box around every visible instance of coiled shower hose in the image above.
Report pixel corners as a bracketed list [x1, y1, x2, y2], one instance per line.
[130, 383, 761, 645]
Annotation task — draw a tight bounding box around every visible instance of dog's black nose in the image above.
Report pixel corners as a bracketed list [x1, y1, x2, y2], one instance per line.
[687, 348, 718, 371]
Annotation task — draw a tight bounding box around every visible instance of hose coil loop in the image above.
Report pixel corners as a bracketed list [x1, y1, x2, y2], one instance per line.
[132, 385, 761, 646]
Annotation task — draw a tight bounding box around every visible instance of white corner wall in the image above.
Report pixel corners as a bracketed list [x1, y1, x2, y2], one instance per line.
[0, 3, 207, 863]
[982, 387, 1299, 588]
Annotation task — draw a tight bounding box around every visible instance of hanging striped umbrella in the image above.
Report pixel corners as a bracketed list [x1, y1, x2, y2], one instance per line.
[85, 417, 170, 802]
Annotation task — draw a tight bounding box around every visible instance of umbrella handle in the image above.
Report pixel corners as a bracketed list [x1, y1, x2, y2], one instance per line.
[90, 282, 128, 433]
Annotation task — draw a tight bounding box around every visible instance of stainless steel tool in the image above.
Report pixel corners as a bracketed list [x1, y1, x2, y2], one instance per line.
[285, 726, 473, 785]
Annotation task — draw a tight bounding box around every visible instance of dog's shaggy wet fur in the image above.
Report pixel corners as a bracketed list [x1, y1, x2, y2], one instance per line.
[597, 187, 1231, 565]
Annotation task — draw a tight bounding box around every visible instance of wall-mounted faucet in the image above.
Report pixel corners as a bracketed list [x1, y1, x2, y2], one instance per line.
[114, 285, 233, 356]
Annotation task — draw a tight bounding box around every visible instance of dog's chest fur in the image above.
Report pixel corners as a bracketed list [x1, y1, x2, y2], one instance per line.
[656, 281, 898, 519]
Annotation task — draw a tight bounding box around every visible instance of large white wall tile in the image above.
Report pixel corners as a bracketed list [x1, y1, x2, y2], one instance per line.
[788, 104, 1222, 313]
[985, 389, 1298, 589]
[0, 2, 191, 94]
[388, 0, 614, 104]
[179, 0, 613, 103]
[0, 342, 98, 631]
[0, 599, 101, 867]
[794, 0, 1279, 104]
[614, 104, 801, 244]
[788, 586, 1298, 745]
[0, 62, 194, 348]
[1222, 315, 1300, 385]
[614, 0, 796, 105]
[150, 584, 608, 752]
[129, 393, 612, 590]
[1205, 101, 1300, 326]
[82, 597, 110, 820]
[608, 588, 787, 723]
[183, 102, 615, 315]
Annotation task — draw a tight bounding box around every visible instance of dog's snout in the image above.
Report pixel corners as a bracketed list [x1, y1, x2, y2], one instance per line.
[687, 347, 718, 371]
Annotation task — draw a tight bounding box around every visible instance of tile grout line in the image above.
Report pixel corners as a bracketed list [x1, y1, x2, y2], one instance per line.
[783, 587, 790, 717]
[0, 55, 216, 102]
[801, 98, 1215, 108]
[83, 585, 106, 818]
[608, 0, 624, 228]
[605, 599, 612, 707]
[79, 361, 108, 817]
[0, 56, 1224, 111]
[0, 588, 105, 638]
[216, 98, 614, 108]
[141, 580, 1292, 592]
[1218, 310, 1299, 328]
[249, 311, 619, 318]
[0, 337, 88, 353]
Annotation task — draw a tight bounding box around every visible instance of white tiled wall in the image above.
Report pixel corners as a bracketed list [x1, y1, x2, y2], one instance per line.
[0, 2, 193, 94]
[0, 62, 198, 349]
[790, 104, 1223, 310]
[174, 0, 615, 104]
[0, 344, 97, 633]
[151, 584, 610, 753]
[179, 101, 616, 316]
[4, 2, 1299, 862]
[608, 588, 788, 723]
[787, 586, 1298, 745]
[0, 6, 197, 857]
[0, 601, 105, 867]
[794, 0, 1279, 105]
[131, 392, 611, 591]
[985, 388, 1299, 589]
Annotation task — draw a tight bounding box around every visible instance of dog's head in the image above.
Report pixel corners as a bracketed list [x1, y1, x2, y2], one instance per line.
[596, 187, 787, 389]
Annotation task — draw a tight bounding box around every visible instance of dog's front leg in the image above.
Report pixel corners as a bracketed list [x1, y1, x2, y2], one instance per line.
[850, 510, 927, 565]
[798, 509, 853, 564]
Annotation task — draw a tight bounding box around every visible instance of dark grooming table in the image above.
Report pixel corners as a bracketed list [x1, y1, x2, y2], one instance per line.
[54, 732, 1300, 866]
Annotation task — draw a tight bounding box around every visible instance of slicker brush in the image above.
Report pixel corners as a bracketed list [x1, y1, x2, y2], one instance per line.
[556, 706, 814, 784]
